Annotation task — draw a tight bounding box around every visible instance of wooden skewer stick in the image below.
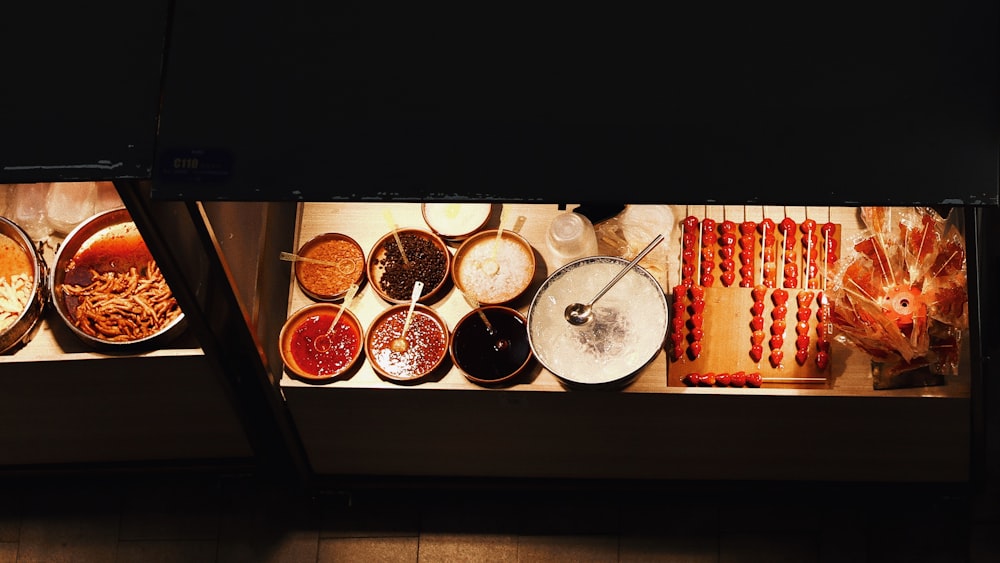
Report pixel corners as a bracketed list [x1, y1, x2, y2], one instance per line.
[762, 377, 827, 383]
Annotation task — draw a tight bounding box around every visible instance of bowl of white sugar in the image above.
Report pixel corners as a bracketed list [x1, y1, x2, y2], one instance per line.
[451, 229, 537, 306]
[526, 256, 667, 389]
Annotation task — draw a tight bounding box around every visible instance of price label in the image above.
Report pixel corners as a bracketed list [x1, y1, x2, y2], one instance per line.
[157, 148, 232, 182]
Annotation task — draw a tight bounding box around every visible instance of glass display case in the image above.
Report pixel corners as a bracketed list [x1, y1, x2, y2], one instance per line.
[146, 0, 997, 492]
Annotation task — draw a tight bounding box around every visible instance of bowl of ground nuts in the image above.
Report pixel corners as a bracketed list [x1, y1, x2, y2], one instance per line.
[366, 227, 451, 304]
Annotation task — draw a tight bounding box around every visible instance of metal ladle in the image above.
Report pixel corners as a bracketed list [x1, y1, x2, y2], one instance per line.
[564, 234, 665, 325]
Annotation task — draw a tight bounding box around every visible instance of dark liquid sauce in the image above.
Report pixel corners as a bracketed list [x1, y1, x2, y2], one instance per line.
[452, 310, 531, 381]
[289, 313, 361, 376]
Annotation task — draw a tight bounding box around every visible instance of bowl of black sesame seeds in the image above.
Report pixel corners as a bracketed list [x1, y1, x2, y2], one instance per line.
[367, 227, 452, 304]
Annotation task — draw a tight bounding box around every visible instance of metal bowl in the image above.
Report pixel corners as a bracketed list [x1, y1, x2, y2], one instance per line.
[49, 207, 186, 351]
[0, 217, 48, 354]
[526, 256, 667, 389]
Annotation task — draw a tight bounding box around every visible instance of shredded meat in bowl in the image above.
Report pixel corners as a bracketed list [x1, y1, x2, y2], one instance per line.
[61, 261, 181, 342]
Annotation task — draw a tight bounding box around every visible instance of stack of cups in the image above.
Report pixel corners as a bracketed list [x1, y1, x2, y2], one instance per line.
[545, 211, 599, 269]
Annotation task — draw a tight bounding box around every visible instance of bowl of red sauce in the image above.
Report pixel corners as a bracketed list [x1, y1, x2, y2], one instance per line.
[365, 303, 449, 382]
[294, 233, 366, 302]
[280, 302, 364, 381]
[450, 305, 533, 386]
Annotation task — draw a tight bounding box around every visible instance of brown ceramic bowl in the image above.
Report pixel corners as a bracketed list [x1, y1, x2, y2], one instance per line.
[49, 207, 186, 350]
[367, 228, 451, 304]
[421, 202, 494, 242]
[451, 229, 536, 305]
[365, 303, 450, 382]
[0, 217, 48, 354]
[280, 302, 364, 381]
[450, 306, 532, 386]
[294, 232, 366, 301]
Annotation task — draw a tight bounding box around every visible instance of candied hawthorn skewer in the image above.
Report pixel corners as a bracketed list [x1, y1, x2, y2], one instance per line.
[759, 218, 777, 288]
[687, 284, 706, 360]
[794, 289, 814, 365]
[749, 284, 767, 362]
[780, 217, 798, 289]
[769, 287, 788, 367]
[699, 217, 717, 287]
[718, 219, 737, 287]
[680, 371, 823, 388]
[738, 219, 757, 288]
[672, 215, 698, 361]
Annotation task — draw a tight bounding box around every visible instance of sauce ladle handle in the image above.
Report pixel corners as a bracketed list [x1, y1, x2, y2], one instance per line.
[565, 234, 665, 325]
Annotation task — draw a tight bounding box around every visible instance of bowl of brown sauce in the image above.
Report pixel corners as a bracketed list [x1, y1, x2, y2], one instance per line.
[0, 217, 48, 354]
[50, 207, 186, 350]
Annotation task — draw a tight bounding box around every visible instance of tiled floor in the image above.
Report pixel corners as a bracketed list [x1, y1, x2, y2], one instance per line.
[0, 470, 996, 562]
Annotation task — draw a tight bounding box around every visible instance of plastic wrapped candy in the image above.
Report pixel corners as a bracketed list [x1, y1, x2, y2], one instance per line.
[827, 206, 967, 385]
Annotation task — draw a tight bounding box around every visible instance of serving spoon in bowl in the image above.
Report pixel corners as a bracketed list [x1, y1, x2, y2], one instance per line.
[564, 234, 665, 326]
[390, 280, 423, 352]
[313, 283, 359, 352]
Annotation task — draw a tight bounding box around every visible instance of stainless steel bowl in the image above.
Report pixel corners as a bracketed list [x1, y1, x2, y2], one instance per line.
[527, 256, 667, 389]
[49, 207, 186, 351]
[0, 217, 48, 354]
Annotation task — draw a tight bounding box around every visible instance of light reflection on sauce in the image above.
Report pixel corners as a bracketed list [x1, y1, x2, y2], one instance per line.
[368, 308, 447, 379]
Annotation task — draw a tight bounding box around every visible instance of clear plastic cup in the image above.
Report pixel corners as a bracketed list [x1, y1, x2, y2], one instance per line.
[545, 211, 599, 269]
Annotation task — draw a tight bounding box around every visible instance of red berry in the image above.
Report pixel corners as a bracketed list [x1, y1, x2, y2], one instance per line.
[721, 220, 737, 233]
[749, 344, 764, 362]
[715, 373, 731, 386]
[771, 288, 789, 305]
[730, 371, 747, 387]
[769, 349, 783, 367]
[701, 218, 717, 232]
[721, 271, 736, 286]
[746, 372, 763, 387]
[682, 373, 699, 386]
[800, 219, 817, 234]
[751, 330, 766, 345]
[750, 316, 764, 331]
[688, 342, 702, 359]
[795, 349, 809, 365]
[690, 298, 706, 314]
[698, 372, 716, 386]
[683, 216, 700, 232]
[816, 351, 830, 370]
[740, 221, 757, 235]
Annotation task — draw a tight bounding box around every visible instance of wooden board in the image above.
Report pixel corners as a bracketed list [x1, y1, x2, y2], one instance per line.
[667, 215, 841, 388]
